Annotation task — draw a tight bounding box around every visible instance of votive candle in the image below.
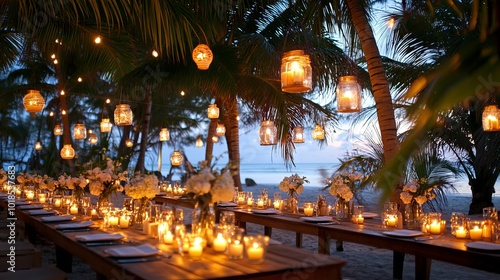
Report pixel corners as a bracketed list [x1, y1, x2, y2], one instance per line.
[228, 240, 244, 259]
[247, 242, 264, 261]
[304, 207, 314, 217]
[54, 198, 62, 208]
[70, 204, 79, 215]
[119, 216, 130, 229]
[213, 233, 227, 252]
[429, 221, 441, 235]
[38, 193, 47, 204]
[455, 226, 467, 239]
[387, 215, 397, 227]
[470, 225, 483, 240]
[25, 191, 35, 201]
[163, 231, 174, 244]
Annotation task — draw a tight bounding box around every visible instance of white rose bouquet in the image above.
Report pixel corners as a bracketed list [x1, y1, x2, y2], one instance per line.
[124, 174, 160, 200]
[400, 178, 437, 205]
[279, 174, 307, 195]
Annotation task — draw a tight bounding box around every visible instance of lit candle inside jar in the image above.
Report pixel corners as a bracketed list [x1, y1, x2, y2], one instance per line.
[470, 225, 483, 240]
[70, 204, 78, 215]
[429, 221, 441, 234]
[108, 216, 119, 227]
[228, 240, 244, 258]
[38, 193, 47, 204]
[356, 214, 364, 224]
[213, 233, 227, 252]
[188, 237, 203, 259]
[483, 222, 492, 239]
[237, 196, 245, 205]
[455, 226, 467, 238]
[163, 231, 174, 244]
[303, 207, 314, 217]
[54, 198, 62, 208]
[90, 208, 97, 217]
[119, 216, 130, 229]
[247, 198, 253, 207]
[387, 215, 397, 227]
[273, 200, 281, 210]
[25, 191, 34, 201]
[257, 199, 264, 208]
[247, 242, 264, 261]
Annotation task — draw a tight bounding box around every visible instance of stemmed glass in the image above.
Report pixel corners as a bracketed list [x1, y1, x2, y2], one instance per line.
[81, 196, 91, 216]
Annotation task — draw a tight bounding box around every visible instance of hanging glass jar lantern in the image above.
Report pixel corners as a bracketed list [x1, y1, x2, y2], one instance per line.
[207, 104, 219, 119]
[196, 137, 203, 148]
[88, 133, 98, 145]
[100, 118, 112, 133]
[73, 123, 87, 140]
[35, 141, 42, 151]
[54, 124, 63, 136]
[281, 50, 312, 93]
[292, 126, 305, 143]
[170, 150, 183, 166]
[125, 138, 133, 148]
[212, 135, 219, 143]
[60, 144, 75, 159]
[312, 125, 325, 140]
[482, 105, 500, 132]
[114, 104, 133, 126]
[159, 128, 170, 141]
[259, 120, 278, 145]
[23, 90, 45, 113]
[336, 76, 362, 113]
[215, 123, 226, 136]
[192, 44, 213, 70]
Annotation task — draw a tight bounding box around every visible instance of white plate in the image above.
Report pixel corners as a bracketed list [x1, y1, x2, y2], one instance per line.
[40, 215, 75, 222]
[300, 216, 333, 223]
[75, 233, 124, 242]
[465, 241, 500, 251]
[362, 212, 378, 218]
[251, 209, 280, 215]
[382, 230, 424, 238]
[105, 244, 159, 258]
[18, 204, 44, 210]
[56, 221, 94, 230]
[28, 209, 57, 216]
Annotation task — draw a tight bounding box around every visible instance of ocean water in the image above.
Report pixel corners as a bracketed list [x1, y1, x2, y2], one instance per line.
[162, 162, 491, 195]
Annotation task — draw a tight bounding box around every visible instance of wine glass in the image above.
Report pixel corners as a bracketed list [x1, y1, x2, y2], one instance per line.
[81, 196, 91, 216]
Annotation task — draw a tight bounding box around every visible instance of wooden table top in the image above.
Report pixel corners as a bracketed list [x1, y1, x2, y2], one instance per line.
[0, 197, 346, 280]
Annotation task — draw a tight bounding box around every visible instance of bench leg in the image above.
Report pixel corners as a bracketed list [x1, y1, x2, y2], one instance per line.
[393, 251, 405, 279]
[264, 226, 272, 237]
[296, 233, 302, 248]
[415, 255, 431, 280]
[318, 229, 331, 255]
[56, 245, 73, 273]
[335, 240, 344, 252]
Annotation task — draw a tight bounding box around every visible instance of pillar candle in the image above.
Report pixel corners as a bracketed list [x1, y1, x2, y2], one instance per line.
[470, 226, 483, 240]
[70, 205, 79, 215]
[455, 226, 467, 239]
[246, 243, 264, 261]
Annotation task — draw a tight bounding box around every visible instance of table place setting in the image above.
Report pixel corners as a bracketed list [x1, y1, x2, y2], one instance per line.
[299, 216, 336, 223]
[75, 233, 125, 243]
[28, 209, 57, 216]
[381, 229, 424, 238]
[251, 209, 280, 215]
[55, 220, 94, 230]
[18, 204, 45, 210]
[465, 241, 500, 252]
[40, 214, 75, 223]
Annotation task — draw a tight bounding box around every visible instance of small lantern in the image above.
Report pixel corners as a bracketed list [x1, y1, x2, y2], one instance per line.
[125, 139, 133, 148]
[89, 133, 98, 145]
[292, 126, 305, 143]
[336, 76, 362, 113]
[280, 50, 312, 93]
[159, 128, 170, 141]
[259, 120, 278, 145]
[100, 118, 112, 133]
[212, 135, 219, 143]
[54, 124, 63, 136]
[23, 90, 45, 113]
[60, 144, 75, 159]
[192, 44, 213, 70]
[312, 125, 325, 140]
[208, 104, 219, 119]
[215, 123, 226, 136]
[114, 104, 133, 126]
[73, 123, 87, 140]
[170, 150, 183, 166]
[35, 141, 42, 151]
[196, 137, 203, 148]
[482, 105, 500, 132]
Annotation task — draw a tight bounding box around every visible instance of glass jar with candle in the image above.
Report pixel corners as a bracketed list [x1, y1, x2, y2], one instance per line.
[187, 235, 204, 260]
[303, 202, 314, 217]
[468, 220, 484, 240]
[483, 207, 498, 241]
[317, 195, 329, 216]
[220, 212, 236, 228]
[212, 225, 228, 253]
[227, 227, 245, 259]
[53, 194, 63, 208]
[24, 185, 35, 201]
[492, 221, 500, 244]
[69, 203, 79, 215]
[425, 212, 443, 235]
[37, 192, 47, 204]
[119, 209, 131, 229]
[382, 202, 399, 228]
[243, 235, 270, 264]
[236, 191, 247, 206]
[246, 192, 254, 207]
[450, 212, 468, 237]
[352, 205, 365, 224]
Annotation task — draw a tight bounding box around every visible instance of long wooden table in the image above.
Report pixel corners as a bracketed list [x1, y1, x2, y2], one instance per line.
[0, 198, 346, 279]
[219, 207, 500, 280]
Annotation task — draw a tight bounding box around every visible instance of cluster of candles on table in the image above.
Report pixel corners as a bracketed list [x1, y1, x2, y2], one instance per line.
[235, 190, 272, 208]
[160, 181, 185, 197]
[102, 207, 132, 229]
[450, 207, 499, 241]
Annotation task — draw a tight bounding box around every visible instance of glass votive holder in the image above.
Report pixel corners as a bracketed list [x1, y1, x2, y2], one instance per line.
[256, 196, 265, 208]
[450, 212, 465, 236]
[25, 190, 35, 201]
[220, 212, 236, 227]
[119, 210, 131, 229]
[243, 235, 270, 264]
[273, 199, 282, 210]
[227, 227, 245, 259]
[53, 195, 63, 208]
[483, 207, 498, 221]
[492, 221, 500, 244]
[303, 202, 314, 217]
[352, 205, 365, 224]
[106, 208, 120, 228]
[384, 214, 398, 228]
[14, 185, 22, 198]
[247, 192, 254, 207]
[174, 224, 186, 254]
[236, 191, 247, 205]
[37, 193, 47, 204]
[212, 225, 228, 253]
[425, 213, 443, 235]
[69, 203, 79, 215]
[188, 236, 204, 260]
[468, 220, 483, 240]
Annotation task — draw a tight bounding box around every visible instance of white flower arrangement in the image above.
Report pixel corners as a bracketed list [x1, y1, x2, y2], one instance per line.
[124, 174, 159, 200]
[185, 166, 236, 203]
[85, 158, 128, 196]
[325, 172, 363, 202]
[400, 178, 437, 205]
[279, 174, 307, 195]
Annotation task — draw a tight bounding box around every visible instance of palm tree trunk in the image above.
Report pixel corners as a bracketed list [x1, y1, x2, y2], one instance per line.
[224, 96, 242, 191]
[205, 119, 218, 165]
[135, 89, 153, 173]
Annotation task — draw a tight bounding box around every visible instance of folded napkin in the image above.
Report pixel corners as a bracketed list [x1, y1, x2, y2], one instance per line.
[105, 244, 158, 258]
[40, 215, 75, 222]
[28, 209, 57, 216]
[14, 201, 31, 206]
[18, 204, 44, 210]
[75, 233, 124, 242]
[217, 202, 238, 207]
[55, 221, 93, 230]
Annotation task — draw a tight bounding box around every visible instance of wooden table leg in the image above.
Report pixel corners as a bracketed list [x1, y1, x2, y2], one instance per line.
[296, 233, 302, 248]
[56, 245, 73, 273]
[25, 223, 37, 244]
[318, 228, 331, 255]
[335, 240, 344, 252]
[237, 220, 247, 234]
[393, 251, 405, 279]
[415, 255, 431, 280]
[264, 226, 273, 237]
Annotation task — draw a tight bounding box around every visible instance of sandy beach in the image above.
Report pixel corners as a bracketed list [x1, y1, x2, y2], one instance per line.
[33, 184, 500, 279]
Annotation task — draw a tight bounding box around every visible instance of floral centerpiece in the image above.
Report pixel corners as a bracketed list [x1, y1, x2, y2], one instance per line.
[400, 178, 438, 229]
[124, 173, 159, 227]
[57, 174, 88, 199]
[279, 174, 308, 213]
[324, 171, 363, 220]
[185, 163, 235, 240]
[85, 158, 127, 208]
